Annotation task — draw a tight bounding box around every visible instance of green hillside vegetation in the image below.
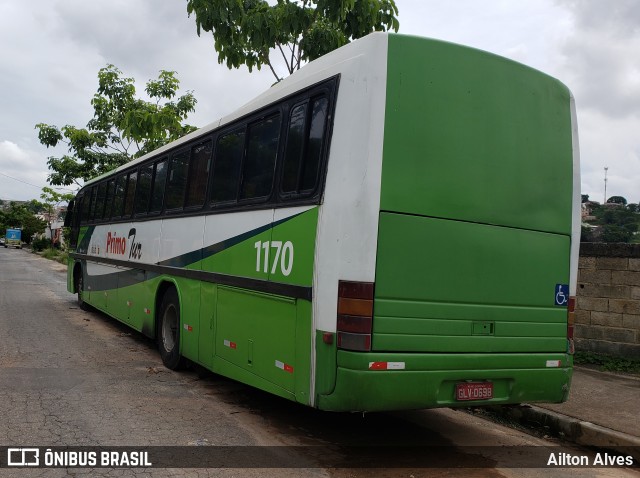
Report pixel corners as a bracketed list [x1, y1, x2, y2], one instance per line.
[581, 195, 640, 243]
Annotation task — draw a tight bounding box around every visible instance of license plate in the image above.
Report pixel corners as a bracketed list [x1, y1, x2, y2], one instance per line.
[455, 382, 493, 401]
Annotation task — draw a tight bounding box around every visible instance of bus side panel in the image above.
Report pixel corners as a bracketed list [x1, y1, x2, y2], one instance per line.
[159, 216, 205, 364]
[216, 286, 297, 394]
[107, 266, 128, 322]
[117, 268, 146, 325]
[174, 277, 202, 363]
[198, 283, 217, 369]
[196, 208, 317, 402]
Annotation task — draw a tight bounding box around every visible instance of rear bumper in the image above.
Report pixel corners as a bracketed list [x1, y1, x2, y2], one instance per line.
[316, 351, 572, 412]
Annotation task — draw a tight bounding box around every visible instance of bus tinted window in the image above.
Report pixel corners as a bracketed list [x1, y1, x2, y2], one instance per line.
[282, 104, 307, 193]
[149, 159, 168, 213]
[185, 140, 212, 208]
[113, 175, 125, 218]
[166, 150, 189, 210]
[281, 96, 328, 195]
[81, 191, 92, 224]
[212, 129, 244, 204]
[302, 97, 328, 191]
[240, 114, 280, 200]
[94, 182, 107, 221]
[123, 171, 137, 217]
[135, 165, 153, 215]
[103, 179, 115, 220]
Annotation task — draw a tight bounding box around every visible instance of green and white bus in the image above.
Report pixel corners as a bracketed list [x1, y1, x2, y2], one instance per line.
[65, 33, 580, 412]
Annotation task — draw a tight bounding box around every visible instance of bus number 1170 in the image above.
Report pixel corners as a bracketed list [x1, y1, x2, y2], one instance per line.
[254, 241, 294, 276]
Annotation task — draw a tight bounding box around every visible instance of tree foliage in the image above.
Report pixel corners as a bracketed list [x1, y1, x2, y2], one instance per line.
[0, 202, 47, 245]
[36, 65, 198, 187]
[186, 0, 399, 81]
[607, 196, 628, 205]
[39, 187, 75, 222]
[582, 200, 640, 243]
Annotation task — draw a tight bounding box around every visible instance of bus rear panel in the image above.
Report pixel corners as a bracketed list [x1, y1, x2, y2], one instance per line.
[318, 35, 576, 411]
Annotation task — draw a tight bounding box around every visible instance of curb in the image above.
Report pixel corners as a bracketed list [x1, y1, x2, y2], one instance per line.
[492, 405, 640, 461]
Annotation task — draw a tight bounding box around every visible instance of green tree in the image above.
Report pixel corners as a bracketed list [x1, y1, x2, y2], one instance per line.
[581, 194, 589, 203]
[607, 196, 627, 205]
[185, 0, 399, 81]
[599, 208, 638, 243]
[0, 202, 47, 245]
[37, 187, 75, 248]
[36, 65, 198, 187]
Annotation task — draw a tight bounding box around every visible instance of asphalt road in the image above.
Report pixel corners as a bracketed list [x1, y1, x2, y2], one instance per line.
[0, 247, 637, 478]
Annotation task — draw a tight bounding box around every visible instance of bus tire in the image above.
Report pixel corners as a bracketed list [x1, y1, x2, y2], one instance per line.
[76, 268, 91, 311]
[158, 287, 182, 370]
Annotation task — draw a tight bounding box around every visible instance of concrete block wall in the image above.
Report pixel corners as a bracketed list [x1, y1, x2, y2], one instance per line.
[575, 243, 640, 357]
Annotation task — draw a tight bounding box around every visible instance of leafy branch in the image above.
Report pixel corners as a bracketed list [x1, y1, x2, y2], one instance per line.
[186, 0, 399, 82]
[36, 65, 198, 187]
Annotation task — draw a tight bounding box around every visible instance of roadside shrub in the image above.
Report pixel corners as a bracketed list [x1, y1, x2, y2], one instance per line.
[31, 237, 50, 252]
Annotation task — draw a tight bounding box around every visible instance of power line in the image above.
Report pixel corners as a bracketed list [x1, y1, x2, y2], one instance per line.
[0, 171, 76, 193]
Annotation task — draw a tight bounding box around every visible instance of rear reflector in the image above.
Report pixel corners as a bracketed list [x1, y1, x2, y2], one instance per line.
[337, 281, 374, 352]
[337, 332, 371, 352]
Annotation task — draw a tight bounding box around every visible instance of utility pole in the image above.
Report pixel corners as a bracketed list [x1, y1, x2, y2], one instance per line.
[604, 167, 609, 204]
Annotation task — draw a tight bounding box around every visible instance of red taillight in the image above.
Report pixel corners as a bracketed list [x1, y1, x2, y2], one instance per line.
[337, 314, 372, 334]
[567, 295, 576, 354]
[337, 281, 374, 352]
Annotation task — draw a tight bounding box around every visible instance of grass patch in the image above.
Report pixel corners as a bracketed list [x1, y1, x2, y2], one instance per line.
[41, 248, 59, 260]
[574, 351, 640, 375]
[39, 247, 68, 264]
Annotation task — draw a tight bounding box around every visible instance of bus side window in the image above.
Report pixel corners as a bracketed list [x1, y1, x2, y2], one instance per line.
[281, 96, 328, 196]
[166, 150, 190, 210]
[69, 197, 81, 248]
[88, 186, 98, 222]
[185, 140, 212, 208]
[149, 159, 168, 214]
[103, 179, 115, 220]
[282, 103, 307, 193]
[302, 97, 328, 191]
[135, 165, 153, 215]
[211, 129, 245, 204]
[240, 113, 281, 200]
[94, 182, 107, 223]
[112, 175, 126, 219]
[81, 191, 92, 224]
[123, 171, 137, 218]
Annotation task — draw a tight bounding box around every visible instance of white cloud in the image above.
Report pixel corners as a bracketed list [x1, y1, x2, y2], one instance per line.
[0, 141, 55, 201]
[556, 0, 640, 118]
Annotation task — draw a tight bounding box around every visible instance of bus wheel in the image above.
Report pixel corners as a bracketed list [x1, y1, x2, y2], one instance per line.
[76, 270, 90, 311]
[158, 288, 182, 370]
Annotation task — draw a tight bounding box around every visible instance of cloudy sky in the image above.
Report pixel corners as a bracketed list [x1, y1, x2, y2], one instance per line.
[1, 0, 639, 204]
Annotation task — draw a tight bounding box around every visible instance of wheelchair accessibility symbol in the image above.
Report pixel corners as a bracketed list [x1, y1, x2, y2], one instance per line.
[555, 284, 569, 306]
